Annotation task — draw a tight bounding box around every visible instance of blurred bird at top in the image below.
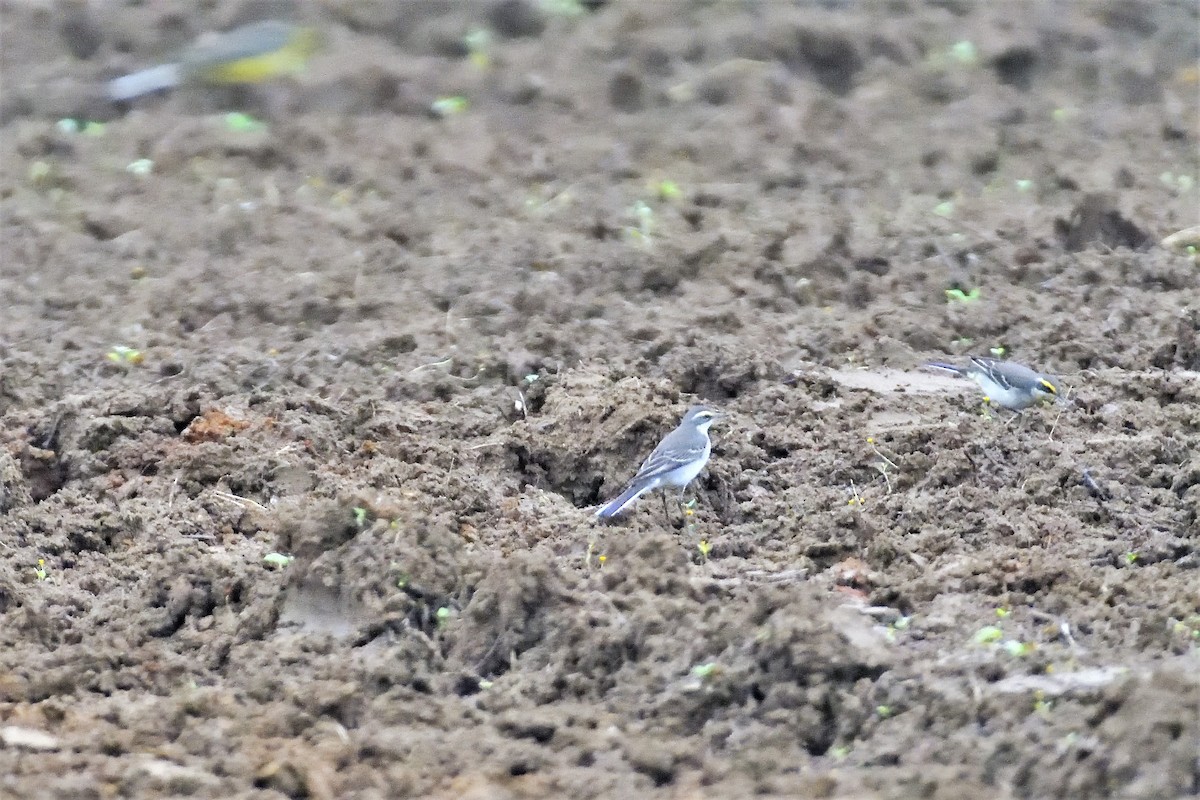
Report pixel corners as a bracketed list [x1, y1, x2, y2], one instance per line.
[107, 20, 320, 102]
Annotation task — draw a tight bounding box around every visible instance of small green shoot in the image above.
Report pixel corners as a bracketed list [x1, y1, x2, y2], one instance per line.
[225, 112, 267, 133]
[463, 28, 491, 69]
[995, 607, 1011, 619]
[655, 179, 682, 201]
[989, 346, 1007, 357]
[697, 539, 712, 563]
[884, 616, 911, 644]
[945, 287, 982, 304]
[1003, 640, 1031, 658]
[34, 559, 48, 582]
[624, 200, 655, 247]
[352, 506, 368, 528]
[263, 552, 293, 569]
[430, 96, 469, 118]
[691, 662, 718, 680]
[1123, 551, 1139, 565]
[934, 200, 955, 218]
[949, 40, 978, 66]
[1033, 690, 1053, 715]
[830, 745, 851, 762]
[876, 705, 893, 718]
[1014, 179, 1034, 193]
[126, 158, 154, 177]
[974, 625, 1004, 644]
[56, 118, 106, 136]
[435, 606, 451, 628]
[105, 345, 144, 366]
[540, 0, 586, 17]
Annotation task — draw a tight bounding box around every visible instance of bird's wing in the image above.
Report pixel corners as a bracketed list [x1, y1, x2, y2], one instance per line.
[630, 438, 706, 483]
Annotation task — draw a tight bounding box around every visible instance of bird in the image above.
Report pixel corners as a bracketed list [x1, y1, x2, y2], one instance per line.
[595, 405, 724, 521]
[107, 20, 321, 102]
[926, 356, 1060, 411]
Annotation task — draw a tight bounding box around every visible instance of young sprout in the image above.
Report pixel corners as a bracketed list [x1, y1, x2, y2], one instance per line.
[463, 28, 491, 69]
[34, 559, 48, 582]
[697, 539, 712, 563]
[225, 112, 267, 132]
[430, 96, 469, 118]
[949, 40, 978, 66]
[945, 287, 982, 303]
[126, 158, 154, 177]
[1003, 640, 1031, 658]
[934, 200, 955, 218]
[105, 345, 144, 366]
[655, 179, 682, 201]
[624, 200, 655, 247]
[974, 625, 1004, 644]
[352, 506, 368, 527]
[435, 606, 451, 628]
[263, 552, 293, 569]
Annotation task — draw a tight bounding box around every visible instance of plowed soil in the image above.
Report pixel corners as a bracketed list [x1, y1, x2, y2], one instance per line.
[1, 2, 1198, 798]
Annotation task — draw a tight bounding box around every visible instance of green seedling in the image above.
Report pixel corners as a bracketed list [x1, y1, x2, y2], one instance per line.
[974, 625, 1004, 644]
[934, 200, 955, 218]
[1014, 179, 1034, 193]
[1123, 551, 1139, 565]
[34, 559, 48, 582]
[463, 28, 491, 69]
[884, 616, 911, 643]
[225, 112, 267, 133]
[435, 606, 451, 628]
[876, 705, 893, 718]
[126, 158, 154, 177]
[949, 40, 978, 66]
[540, 0, 586, 17]
[105, 345, 144, 366]
[352, 506, 368, 528]
[624, 200, 655, 247]
[1033, 690, 1053, 715]
[430, 96, 469, 118]
[1003, 640, 1031, 658]
[995, 607, 1011, 618]
[56, 118, 106, 136]
[263, 552, 293, 569]
[989, 346, 1007, 357]
[945, 287, 982, 304]
[697, 538, 712, 563]
[691, 662, 718, 680]
[654, 179, 682, 202]
[830, 745, 851, 762]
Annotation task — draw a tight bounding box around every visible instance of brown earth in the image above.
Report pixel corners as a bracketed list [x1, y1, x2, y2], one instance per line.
[1, 1, 1198, 798]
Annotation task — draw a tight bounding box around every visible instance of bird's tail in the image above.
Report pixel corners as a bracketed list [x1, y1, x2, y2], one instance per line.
[925, 362, 966, 375]
[108, 63, 182, 101]
[595, 483, 648, 520]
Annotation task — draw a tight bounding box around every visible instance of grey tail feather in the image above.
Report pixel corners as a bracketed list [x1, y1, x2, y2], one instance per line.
[596, 483, 648, 519]
[108, 63, 182, 101]
[925, 362, 965, 375]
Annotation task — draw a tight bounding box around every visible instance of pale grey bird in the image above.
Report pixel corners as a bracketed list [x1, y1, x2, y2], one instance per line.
[926, 357, 1060, 410]
[595, 405, 724, 520]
